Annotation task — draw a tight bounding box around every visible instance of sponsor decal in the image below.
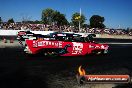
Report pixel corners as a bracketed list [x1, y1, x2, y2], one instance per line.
[33, 41, 38, 47]
[72, 42, 83, 54]
[57, 34, 66, 36]
[33, 41, 62, 48]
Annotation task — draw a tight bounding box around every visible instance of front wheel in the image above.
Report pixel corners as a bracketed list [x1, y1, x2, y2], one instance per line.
[103, 49, 108, 54]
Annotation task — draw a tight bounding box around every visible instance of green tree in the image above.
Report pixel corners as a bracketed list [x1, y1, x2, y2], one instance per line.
[53, 11, 69, 26]
[71, 12, 86, 28]
[89, 15, 105, 28]
[83, 24, 90, 28]
[33, 20, 43, 24]
[0, 17, 2, 24]
[42, 8, 69, 26]
[8, 18, 14, 23]
[42, 8, 55, 24]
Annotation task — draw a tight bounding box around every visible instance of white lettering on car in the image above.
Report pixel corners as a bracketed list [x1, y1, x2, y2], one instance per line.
[72, 42, 83, 54]
[33, 41, 38, 47]
[33, 41, 62, 48]
[59, 42, 62, 48]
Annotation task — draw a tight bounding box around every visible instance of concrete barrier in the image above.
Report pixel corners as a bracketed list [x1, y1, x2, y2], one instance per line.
[0, 29, 131, 39]
[97, 34, 132, 39]
[0, 30, 55, 36]
[0, 30, 20, 36]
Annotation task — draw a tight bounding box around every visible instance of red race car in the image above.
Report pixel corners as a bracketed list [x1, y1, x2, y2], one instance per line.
[18, 31, 109, 56]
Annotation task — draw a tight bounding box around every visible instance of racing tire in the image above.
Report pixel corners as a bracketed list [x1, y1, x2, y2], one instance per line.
[102, 49, 108, 55]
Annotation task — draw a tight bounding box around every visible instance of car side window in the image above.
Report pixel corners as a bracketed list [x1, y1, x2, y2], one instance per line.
[84, 37, 90, 42]
[72, 37, 85, 42]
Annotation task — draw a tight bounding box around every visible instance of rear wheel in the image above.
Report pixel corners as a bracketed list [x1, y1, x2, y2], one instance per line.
[43, 51, 59, 57]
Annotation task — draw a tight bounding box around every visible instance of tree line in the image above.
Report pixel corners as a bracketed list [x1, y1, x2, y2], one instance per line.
[41, 8, 105, 29]
[0, 8, 106, 29]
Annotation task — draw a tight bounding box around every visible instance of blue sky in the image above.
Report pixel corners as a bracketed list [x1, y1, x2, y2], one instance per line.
[0, 0, 132, 28]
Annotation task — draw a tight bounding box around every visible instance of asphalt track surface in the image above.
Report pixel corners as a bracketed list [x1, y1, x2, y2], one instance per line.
[0, 38, 132, 88]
